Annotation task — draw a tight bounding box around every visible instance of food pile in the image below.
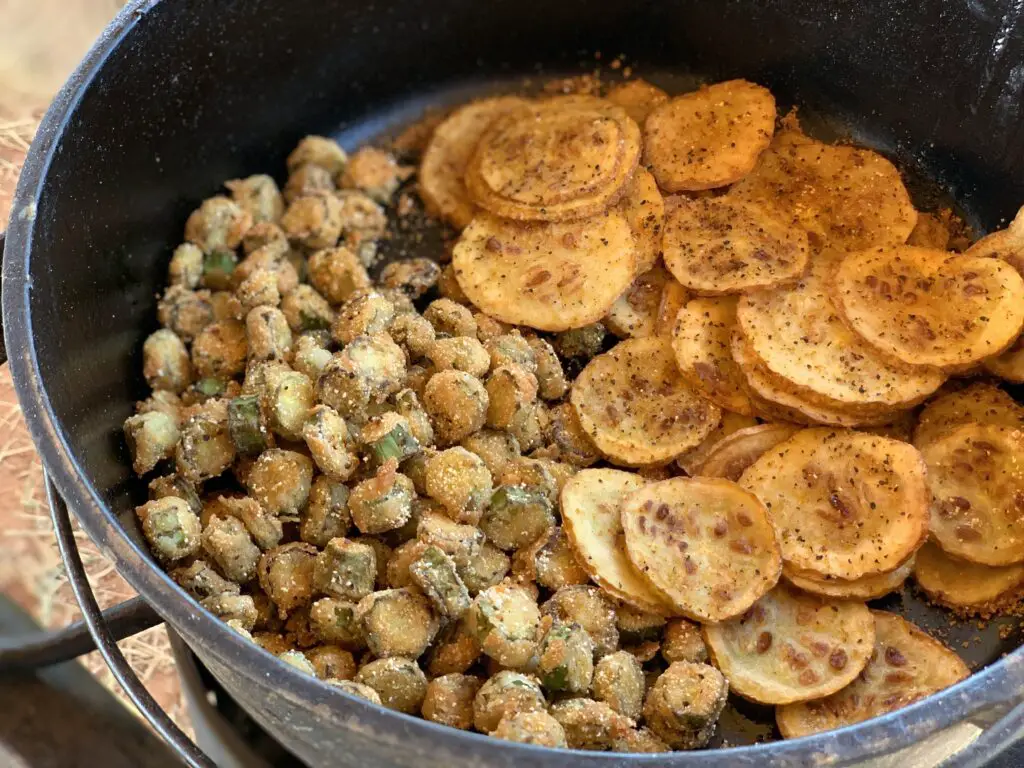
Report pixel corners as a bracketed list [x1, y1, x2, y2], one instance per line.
[123, 75, 1024, 751]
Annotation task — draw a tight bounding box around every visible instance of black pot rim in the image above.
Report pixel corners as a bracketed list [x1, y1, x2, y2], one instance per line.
[4, 0, 1024, 764]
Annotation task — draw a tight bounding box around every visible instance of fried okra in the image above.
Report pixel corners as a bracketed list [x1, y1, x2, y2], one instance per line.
[421, 674, 482, 730]
[424, 447, 492, 525]
[300, 477, 352, 547]
[643, 662, 728, 750]
[356, 588, 438, 658]
[124, 411, 180, 475]
[493, 711, 567, 748]
[467, 583, 541, 669]
[593, 650, 646, 719]
[258, 543, 318, 617]
[136, 497, 201, 564]
[543, 586, 620, 659]
[309, 597, 365, 650]
[423, 370, 488, 445]
[355, 657, 428, 714]
[143, 329, 193, 393]
[661, 618, 709, 665]
[472, 671, 546, 733]
[306, 645, 357, 681]
[538, 622, 595, 694]
[313, 537, 377, 600]
[549, 698, 634, 751]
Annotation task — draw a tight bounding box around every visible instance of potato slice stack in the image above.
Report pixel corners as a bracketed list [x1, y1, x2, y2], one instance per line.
[416, 77, 1021, 744]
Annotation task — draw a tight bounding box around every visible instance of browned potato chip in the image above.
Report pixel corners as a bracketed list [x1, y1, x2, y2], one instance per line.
[967, 204, 1024, 275]
[571, 337, 721, 466]
[984, 334, 1024, 382]
[605, 263, 687, 339]
[419, 96, 529, 229]
[906, 212, 951, 250]
[662, 196, 809, 295]
[732, 126, 917, 252]
[784, 559, 913, 601]
[655, 278, 690, 337]
[606, 79, 669, 125]
[921, 423, 1024, 566]
[676, 412, 759, 476]
[737, 258, 946, 412]
[617, 168, 665, 274]
[914, 541, 1024, 615]
[913, 381, 1024, 448]
[621, 477, 781, 622]
[704, 584, 874, 704]
[452, 211, 636, 332]
[776, 611, 969, 738]
[832, 246, 1024, 369]
[465, 95, 641, 222]
[643, 80, 776, 192]
[692, 424, 801, 481]
[730, 331, 900, 428]
[672, 296, 754, 415]
[561, 469, 673, 613]
[739, 429, 929, 580]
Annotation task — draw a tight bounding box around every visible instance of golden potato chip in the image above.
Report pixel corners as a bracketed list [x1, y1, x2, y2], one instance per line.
[672, 296, 754, 415]
[606, 79, 669, 125]
[655, 278, 690, 336]
[776, 611, 969, 739]
[920, 423, 1024, 566]
[730, 330, 900, 428]
[643, 79, 776, 192]
[914, 541, 1024, 615]
[662, 196, 809, 295]
[732, 126, 917, 252]
[984, 334, 1024, 382]
[692, 424, 801, 481]
[784, 559, 913, 601]
[419, 96, 529, 229]
[621, 477, 781, 622]
[737, 258, 946, 412]
[605, 263, 687, 339]
[676, 412, 759, 476]
[571, 337, 721, 466]
[912, 381, 1024, 448]
[617, 167, 665, 274]
[832, 246, 1024, 369]
[561, 469, 673, 613]
[704, 584, 874, 704]
[739, 428, 929, 580]
[967, 204, 1024, 276]
[452, 211, 636, 332]
[465, 95, 641, 221]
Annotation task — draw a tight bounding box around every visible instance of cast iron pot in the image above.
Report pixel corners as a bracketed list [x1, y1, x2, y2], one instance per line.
[6, 0, 1024, 765]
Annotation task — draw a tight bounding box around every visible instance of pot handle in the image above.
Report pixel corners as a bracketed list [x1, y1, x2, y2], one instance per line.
[44, 475, 216, 768]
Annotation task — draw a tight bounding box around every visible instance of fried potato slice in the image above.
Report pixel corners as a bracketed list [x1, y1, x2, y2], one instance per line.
[736, 258, 946, 412]
[776, 611, 969, 739]
[906, 212, 951, 250]
[617, 167, 665, 274]
[571, 337, 721, 466]
[984, 334, 1024, 382]
[662, 196, 810, 295]
[452, 211, 636, 332]
[913, 381, 1024, 448]
[465, 95, 641, 221]
[920, 423, 1024, 566]
[914, 541, 1024, 615]
[832, 246, 1024, 369]
[704, 584, 874, 704]
[730, 331, 900, 428]
[676, 411, 759, 476]
[967, 204, 1024, 276]
[693, 424, 801, 481]
[672, 296, 754, 415]
[606, 79, 669, 125]
[731, 126, 917, 252]
[605, 263, 688, 339]
[784, 559, 913, 601]
[561, 469, 673, 613]
[621, 477, 781, 622]
[672, 297, 755, 414]
[739, 429, 929, 580]
[643, 80, 776, 192]
[419, 96, 529, 229]
[656, 278, 690, 337]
